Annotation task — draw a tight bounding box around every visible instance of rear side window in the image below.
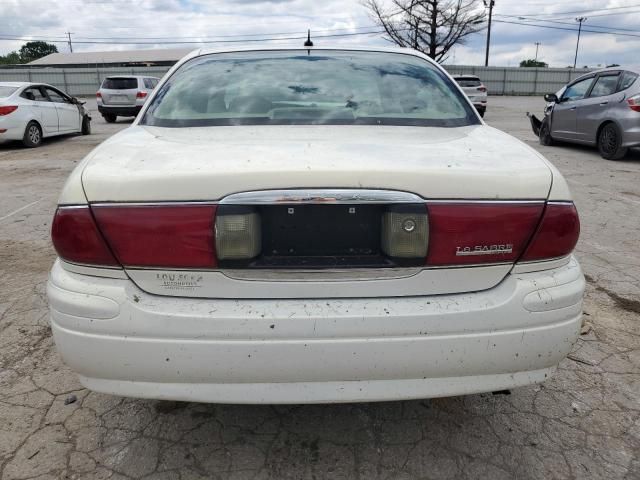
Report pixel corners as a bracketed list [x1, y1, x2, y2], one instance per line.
[619, 71, 638, 91]
[0, 86, 17, 98]
[589, 74, 619, 97]
[455, 78, 481, 87]
[102, 78, 138, 90]
[143, 78, 155, 89]
[21, 87, 47, 101]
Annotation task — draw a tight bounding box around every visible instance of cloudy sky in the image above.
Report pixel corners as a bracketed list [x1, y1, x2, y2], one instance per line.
[1, 0, 639, 67]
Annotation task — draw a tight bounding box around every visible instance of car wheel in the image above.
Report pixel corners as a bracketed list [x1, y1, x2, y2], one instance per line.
[82, 115, 91, 135]
[22, 121, 42, 148]
[539, 118, 554, 146]
[103, 114, 117, 123]
[598, 123, 628, 160]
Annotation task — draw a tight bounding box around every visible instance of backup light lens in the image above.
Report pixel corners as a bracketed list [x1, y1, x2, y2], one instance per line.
[215, 208, 261, 260]
[628, 94, 640, 112]
[381, 206, 428, 258]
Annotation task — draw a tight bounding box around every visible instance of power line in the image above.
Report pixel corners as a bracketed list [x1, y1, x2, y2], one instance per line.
[0, 29, 391, 46]
[55, 25, 383, 41]
[503, 3, 640, 17]
[494, 13, 640, 33]
[493, 19, 640, 39]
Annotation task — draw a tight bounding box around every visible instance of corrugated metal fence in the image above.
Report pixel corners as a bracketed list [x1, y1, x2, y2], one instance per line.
[0, 66, 171, 96]
[442, 65, 591, 96]
[0, 64, 591, 97]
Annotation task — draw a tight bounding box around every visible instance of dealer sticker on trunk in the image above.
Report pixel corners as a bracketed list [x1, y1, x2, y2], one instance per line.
[155, 272, 204, 290]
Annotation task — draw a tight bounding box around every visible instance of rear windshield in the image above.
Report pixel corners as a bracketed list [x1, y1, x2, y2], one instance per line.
[0, 86, 17, 98]
[141, 50, 479, 128]
[455, 78, 482, 87]
[102, 78, 138, 90]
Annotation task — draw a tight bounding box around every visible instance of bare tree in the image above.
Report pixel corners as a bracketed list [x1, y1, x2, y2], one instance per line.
[364, 0, 486, 62]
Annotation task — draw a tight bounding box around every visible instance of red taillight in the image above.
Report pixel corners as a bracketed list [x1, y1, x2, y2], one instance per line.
[96, 92, 101, 98]
[426, 203, 544, 266]
[0, 105, 18, 116]
[51, 206, 119, 266]
[521, 202, 580, 261]
[92, 205, 217, 268]
[628, 94, 640, 112]
[477, 86, 487, 92]
[136, 91, 147, 99]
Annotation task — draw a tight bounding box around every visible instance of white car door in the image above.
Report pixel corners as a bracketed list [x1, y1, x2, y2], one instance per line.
[45, 87, 80, 133]
[23, 86, 59, 135]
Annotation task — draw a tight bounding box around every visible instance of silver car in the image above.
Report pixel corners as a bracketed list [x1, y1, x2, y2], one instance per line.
[452, 75, 488, 117]
[536, 66, 640, 160]
[96, 76, 159, 123]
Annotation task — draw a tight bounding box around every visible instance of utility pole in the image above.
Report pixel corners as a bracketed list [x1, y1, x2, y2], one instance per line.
[66, 32, 73, 53]
[534, 42, 541, 62]
[573, 17, 587, 68]
[483, 0, 495, 66]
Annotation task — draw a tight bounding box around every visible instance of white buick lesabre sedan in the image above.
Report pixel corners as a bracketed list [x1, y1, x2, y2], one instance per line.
[47, 47, 584, 404]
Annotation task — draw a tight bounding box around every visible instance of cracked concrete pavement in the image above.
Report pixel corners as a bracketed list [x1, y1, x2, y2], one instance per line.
[0, 97, 638, 479]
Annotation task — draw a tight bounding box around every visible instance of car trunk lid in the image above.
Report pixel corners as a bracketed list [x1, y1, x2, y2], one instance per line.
[80, 124, 554, 299]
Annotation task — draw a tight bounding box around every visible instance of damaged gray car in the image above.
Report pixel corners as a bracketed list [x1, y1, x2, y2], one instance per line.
[528, 66, 640, 160]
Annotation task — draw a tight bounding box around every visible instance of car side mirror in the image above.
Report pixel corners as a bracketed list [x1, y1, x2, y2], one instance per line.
[70, 97, 79, 104]
[544, 93, 559, 103]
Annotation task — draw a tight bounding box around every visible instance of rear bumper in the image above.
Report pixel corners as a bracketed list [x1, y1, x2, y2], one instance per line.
[98, 105, 142, 117]
[48, 257, 584, 404]
[0, 125, 25, 141]
[622, 124, 640, 148]
[0, 117, 26, 140]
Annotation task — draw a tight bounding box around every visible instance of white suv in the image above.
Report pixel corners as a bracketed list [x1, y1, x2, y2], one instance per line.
[453, 75, 488, 117]
[96, 76, 159, 123]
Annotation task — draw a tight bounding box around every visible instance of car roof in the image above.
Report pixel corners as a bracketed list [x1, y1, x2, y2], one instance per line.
[0, 81, 57, 89]
[0, 81, 34, 87]
[452, 75, 480, 79]
[573, 65, 640, 81]
[189, 45, 439, 66]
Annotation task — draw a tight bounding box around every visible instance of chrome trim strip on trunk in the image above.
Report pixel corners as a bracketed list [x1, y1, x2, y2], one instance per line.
[219, 189, 424, 205]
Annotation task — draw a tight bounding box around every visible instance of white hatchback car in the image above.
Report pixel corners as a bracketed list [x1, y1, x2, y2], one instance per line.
[0, 82, 90, 147]
[48, 47, 584, 404]
[96, 75, 159, 123]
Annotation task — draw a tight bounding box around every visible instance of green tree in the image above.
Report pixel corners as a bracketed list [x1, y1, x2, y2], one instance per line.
[18, 41, 58, 63]
[520, 59, 548, 68]
[0, 51, 22, 65]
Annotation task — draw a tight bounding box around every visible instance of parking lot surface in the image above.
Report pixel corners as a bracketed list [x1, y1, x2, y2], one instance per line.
[1, 98, 638, 479]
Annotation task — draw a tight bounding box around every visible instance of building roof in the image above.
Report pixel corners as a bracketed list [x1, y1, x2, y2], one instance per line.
[28, 48, 194, 66]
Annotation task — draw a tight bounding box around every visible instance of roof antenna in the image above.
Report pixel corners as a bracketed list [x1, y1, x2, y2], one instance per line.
[304, 29, 313, 48]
